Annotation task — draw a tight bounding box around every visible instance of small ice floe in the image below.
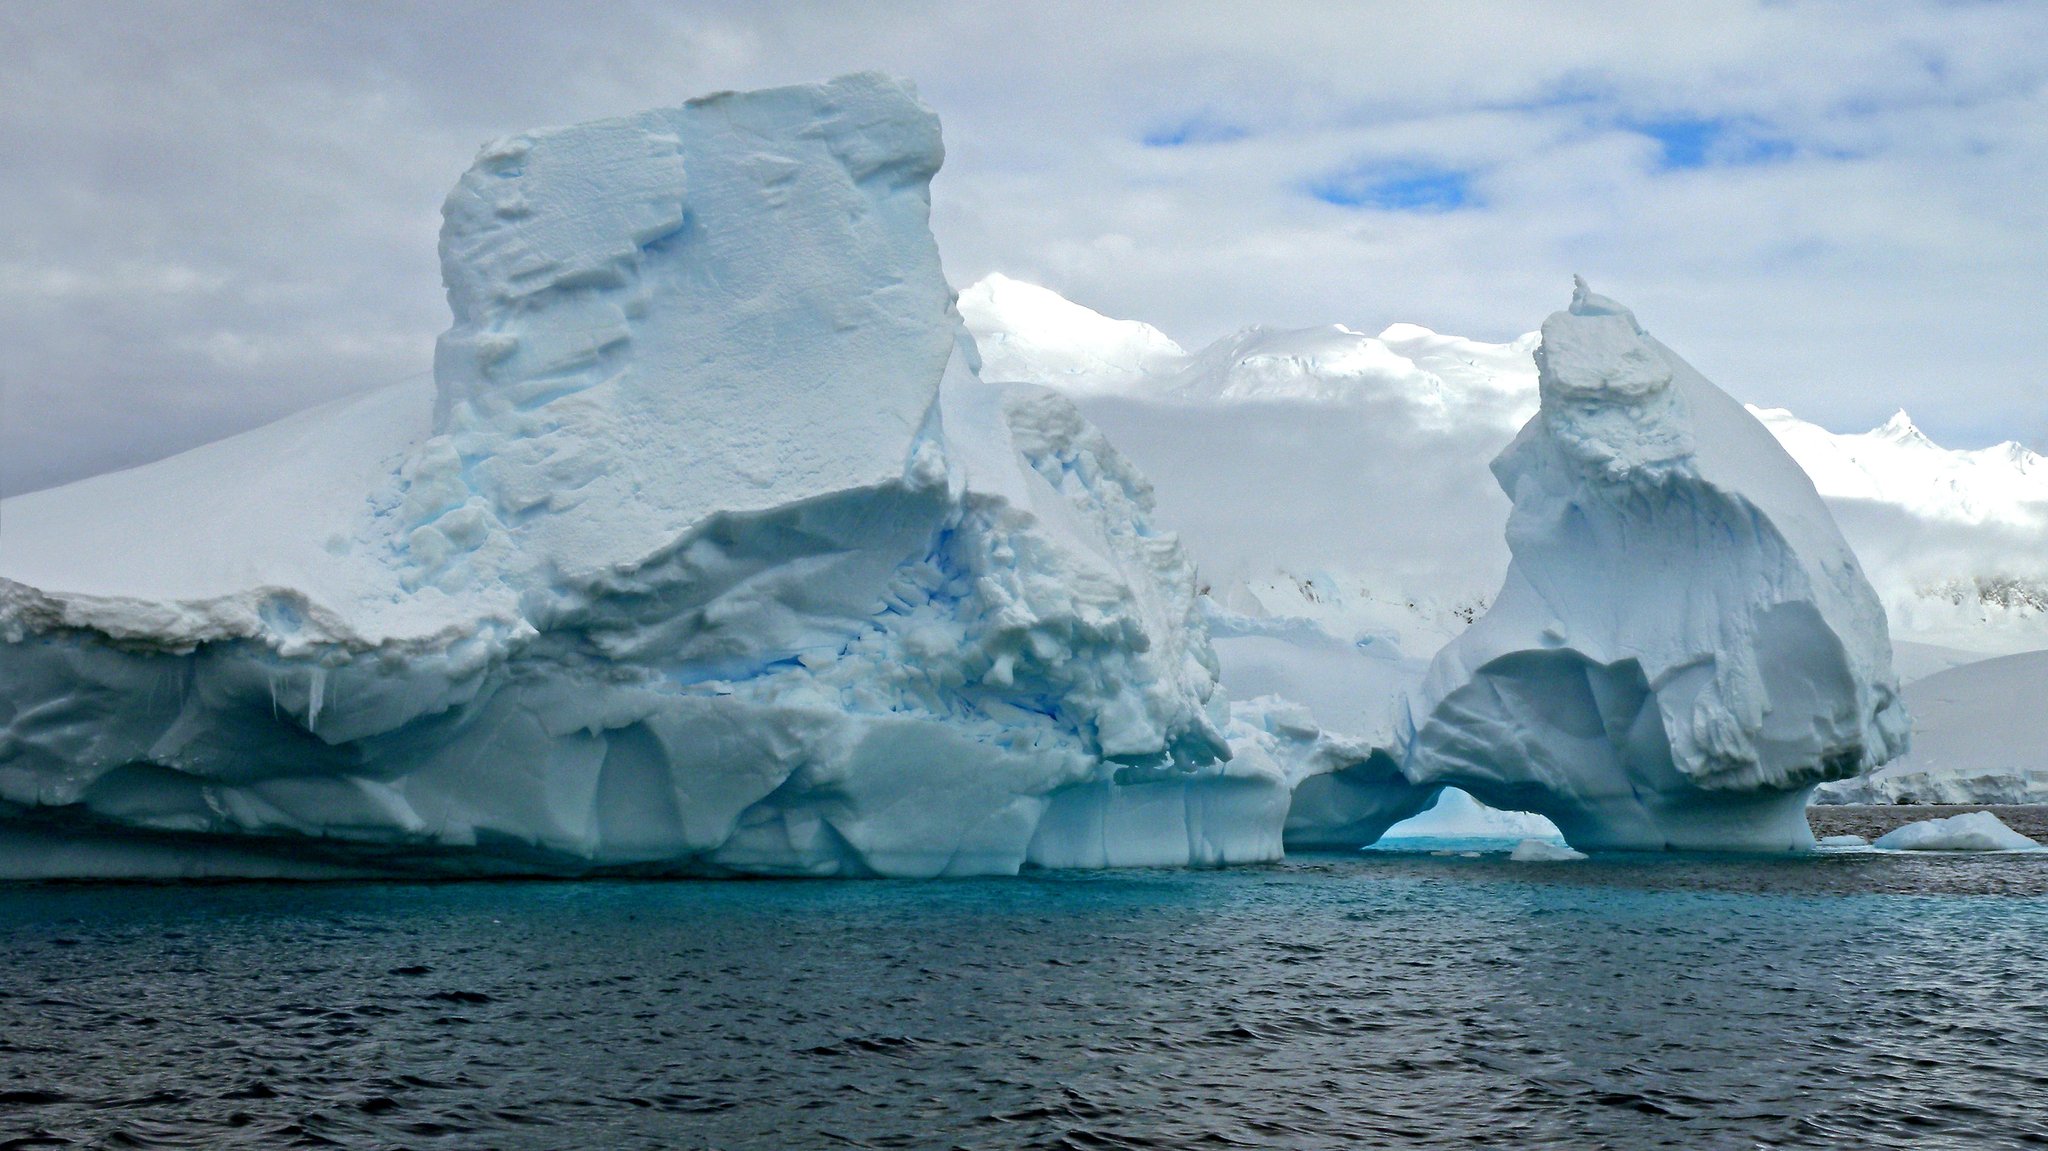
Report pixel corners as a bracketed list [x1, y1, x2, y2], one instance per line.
[1510, 838, 1587, 862]
[1872, 811, 2041, 852]
[1818, 834, 1869, 847]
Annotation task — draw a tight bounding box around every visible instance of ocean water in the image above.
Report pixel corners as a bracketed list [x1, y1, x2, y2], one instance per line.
[4, 845, 2047, 1150]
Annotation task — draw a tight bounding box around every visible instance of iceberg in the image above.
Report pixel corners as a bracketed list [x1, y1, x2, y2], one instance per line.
[1508, 838, 1587, 862]
[1401, 280, 1910, 851]
[0, 75, 1269, 879]
[1377, 786, 1561, 842]
[1872, 811, 2039, 852]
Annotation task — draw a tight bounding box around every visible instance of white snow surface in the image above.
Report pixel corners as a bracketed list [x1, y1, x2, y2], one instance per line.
[959, 274, 1186, 395]
[1871, 811, 2039, 852]
[1753, 407, 2048, 528]
[1401, 281, 1908, 850]
[0, 76, 1268, 879]
[1815, 648, 2048, 804]
[963, 271, 1532, 656]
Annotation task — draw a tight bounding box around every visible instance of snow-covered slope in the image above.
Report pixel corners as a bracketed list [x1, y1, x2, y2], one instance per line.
[958, 274, 1186, 394]
[1754, 407, 2048, 526]
[1815, 649, 2048, 805]
[1751, 407, 2048, 657]
[962, 276, 1535, 659]
[0, 76, 1277, 879]
[1402, 281, 1907, 851]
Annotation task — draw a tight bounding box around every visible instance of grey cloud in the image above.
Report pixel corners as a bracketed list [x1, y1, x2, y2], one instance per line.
[2, 1, 2044, 495]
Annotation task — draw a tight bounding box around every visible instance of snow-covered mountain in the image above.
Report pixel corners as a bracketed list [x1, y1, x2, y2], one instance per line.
[959, 274, 2048, 674]
[1752, 406, 2048, 526]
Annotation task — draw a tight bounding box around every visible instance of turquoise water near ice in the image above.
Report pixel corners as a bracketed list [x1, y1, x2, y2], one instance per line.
[4, 844, 2047, 1149]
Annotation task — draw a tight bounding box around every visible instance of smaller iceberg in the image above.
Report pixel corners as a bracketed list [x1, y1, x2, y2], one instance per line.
[1873, 812, 2038, 852]
[1401, 280, 1910, 852]
[1509, 838, 1587, 862]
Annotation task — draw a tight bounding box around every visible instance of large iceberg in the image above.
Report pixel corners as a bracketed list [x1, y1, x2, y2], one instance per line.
[0, 75, 1275, 879]
[1401, 281, 1911, 851]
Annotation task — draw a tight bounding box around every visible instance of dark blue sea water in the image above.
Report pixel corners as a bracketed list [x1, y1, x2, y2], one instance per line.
[5, 844, 2048, 1150]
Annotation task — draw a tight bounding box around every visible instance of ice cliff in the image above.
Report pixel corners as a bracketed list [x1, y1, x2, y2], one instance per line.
[1401, 281, 1911, 850]
[0, 75, 1265, 879]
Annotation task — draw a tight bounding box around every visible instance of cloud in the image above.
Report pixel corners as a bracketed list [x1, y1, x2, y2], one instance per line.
[1, 0, 2044, 495]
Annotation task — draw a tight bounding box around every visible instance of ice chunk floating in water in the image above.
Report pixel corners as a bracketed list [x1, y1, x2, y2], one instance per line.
[1873, 812, 2039, 852]
[1509, 839, 1587, 862]
[0, 75, 1254, 879]
[1401, 280, 1909, 852]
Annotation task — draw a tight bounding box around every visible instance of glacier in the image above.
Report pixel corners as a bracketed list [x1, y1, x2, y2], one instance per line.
[0, 75, 1277, 879]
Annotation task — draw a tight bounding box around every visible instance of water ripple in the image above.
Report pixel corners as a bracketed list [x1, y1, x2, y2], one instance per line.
[4, 850, 2048, 1148]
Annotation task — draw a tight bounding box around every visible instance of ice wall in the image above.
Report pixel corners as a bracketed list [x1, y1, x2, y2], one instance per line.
[1401, 280, 1910, 851]
[0, 76, 1261, 879]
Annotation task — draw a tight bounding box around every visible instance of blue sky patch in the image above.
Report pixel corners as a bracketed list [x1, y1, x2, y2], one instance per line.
[1633, 116, 1796, 169]
[1142, 115, 1249, 147]
[1309, 163, 1474, 211]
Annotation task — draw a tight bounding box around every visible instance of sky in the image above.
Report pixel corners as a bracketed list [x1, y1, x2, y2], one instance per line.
[2, 0, 2044, 496]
